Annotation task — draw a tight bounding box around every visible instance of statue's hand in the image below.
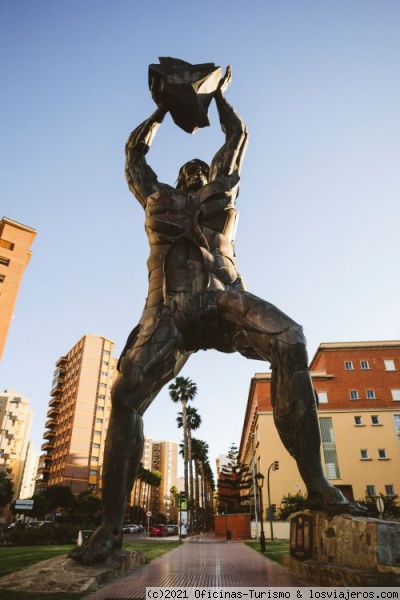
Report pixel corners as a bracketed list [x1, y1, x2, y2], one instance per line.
[219, 65, 232, 95]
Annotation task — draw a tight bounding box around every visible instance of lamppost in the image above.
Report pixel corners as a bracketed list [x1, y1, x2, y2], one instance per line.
[255, 472, 266, 552]
[267, 461, 279, 541]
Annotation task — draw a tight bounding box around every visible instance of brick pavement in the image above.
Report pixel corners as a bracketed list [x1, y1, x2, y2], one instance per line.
[86, 534, 308, 599]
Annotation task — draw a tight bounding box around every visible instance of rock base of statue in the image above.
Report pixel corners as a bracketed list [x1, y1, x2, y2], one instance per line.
[149, 57, 222, 133]
[0, 549, 145, 594]
[282, 511, 400, 586]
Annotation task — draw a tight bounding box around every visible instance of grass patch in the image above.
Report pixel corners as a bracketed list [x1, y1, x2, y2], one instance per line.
[0, 539, 179, 600]
[246, 539, 289, 563]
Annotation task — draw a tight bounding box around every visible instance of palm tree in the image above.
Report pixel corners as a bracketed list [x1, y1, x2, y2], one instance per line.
[169, 376, 197, 528]
[177, 405, 201, 520]
[191, 437, 209, 531]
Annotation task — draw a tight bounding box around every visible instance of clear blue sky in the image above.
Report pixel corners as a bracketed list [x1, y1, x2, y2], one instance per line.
[1, 0, 399, 478]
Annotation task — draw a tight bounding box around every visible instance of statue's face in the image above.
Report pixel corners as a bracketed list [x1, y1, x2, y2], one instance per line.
[181, 161, 209, 191]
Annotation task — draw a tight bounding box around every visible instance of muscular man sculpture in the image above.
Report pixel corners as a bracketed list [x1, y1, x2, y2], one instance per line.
[70, 60, 354, 565]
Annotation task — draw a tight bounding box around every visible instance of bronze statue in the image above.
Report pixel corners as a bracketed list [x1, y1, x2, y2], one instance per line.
[70, 58, 355, 565]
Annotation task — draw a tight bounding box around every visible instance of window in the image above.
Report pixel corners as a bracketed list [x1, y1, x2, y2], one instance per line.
[378, 449, 388, 460]
[354, 416, 363, 426]
[317, 391, 328, 404]
[385, 485, 395, 496]
[371, 415, 380, 426]
[92, 443, 100, 449]
[319, 417, 340, 479]
[101, 371, 108, 377]
[360, 360, 370, 370]
[0, 239, 14, 250]
[349, 390, 359, 400]
[366, 485, 376, 497]
[344, 361, 354, 370]
[0, 274, 5, 283]
[366, 389, 376, 400]
[391, 389, 400, 401]
[360, 449, 370, 460]
[0, 256, 10, 267]
[384, 360, 396, 371]
[394, 415, 400, 442]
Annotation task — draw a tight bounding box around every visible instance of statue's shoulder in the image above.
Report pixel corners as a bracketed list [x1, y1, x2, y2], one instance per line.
[198, 173, 240, 203]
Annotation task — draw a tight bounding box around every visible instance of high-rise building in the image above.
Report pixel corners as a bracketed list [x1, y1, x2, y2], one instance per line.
[36, 335, 117, 495]
[19, 442, 39, 499]
[152, 440, 178, 520]
[0, 389, 33, 507]
[239, 340, 400, 513]
[0, 217, 36, 361]
[130, 437, 178, 521]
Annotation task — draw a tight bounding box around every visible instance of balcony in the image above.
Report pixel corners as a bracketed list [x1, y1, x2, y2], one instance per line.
[49, 395, 61, 407]
[43, 429, 55, 440]
[50, 381, 64, 396]
[46, 406, 60, 418]
[45, 418, 57, 429]
[41, 440, 55, 452]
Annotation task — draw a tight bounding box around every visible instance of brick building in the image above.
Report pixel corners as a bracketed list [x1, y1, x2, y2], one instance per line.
[239, 340, 400, 515]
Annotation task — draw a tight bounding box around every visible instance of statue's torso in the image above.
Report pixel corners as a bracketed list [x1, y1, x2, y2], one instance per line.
[144, 178, 244, 306]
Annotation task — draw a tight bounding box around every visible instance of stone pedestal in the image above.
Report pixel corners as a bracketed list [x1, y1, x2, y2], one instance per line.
[0, 549, 145, 594]
[282, 511, 400, 586]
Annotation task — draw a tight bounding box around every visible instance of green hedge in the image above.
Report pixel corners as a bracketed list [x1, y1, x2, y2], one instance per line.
[3, 524, 80, 545]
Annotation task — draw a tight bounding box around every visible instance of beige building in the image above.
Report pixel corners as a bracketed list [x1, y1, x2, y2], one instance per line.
[36, 335, 117, 495]
[152, 440, 178, 520]
[0, 217, 36, 361]
[130, 437, 179, 521]
[0, 389, 33, 515]
[239, 341, 400, 516]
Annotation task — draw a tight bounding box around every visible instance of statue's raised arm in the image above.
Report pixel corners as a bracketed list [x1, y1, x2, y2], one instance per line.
[209, 66, 249, 182]
[125, 106, 168, 208]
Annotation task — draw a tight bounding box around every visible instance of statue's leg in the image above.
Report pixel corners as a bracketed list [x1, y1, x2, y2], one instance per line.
[215, 290, 355, 514]
[69, 313, 188, 564]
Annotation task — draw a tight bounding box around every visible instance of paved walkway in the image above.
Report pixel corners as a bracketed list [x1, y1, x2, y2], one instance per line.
[86, 534, 308, 599]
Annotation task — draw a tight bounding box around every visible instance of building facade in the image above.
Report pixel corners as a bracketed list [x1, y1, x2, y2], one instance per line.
[36, 335, 117, 495]
[239, 340, 400, 515]
[0, 217, 36, 361]
[129, 437, 179, 522]
[0, 389, 33, 512]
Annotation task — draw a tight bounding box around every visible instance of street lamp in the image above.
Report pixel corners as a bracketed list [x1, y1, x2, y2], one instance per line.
[255, 472, 266, 552]
[267, 461, 279, 541]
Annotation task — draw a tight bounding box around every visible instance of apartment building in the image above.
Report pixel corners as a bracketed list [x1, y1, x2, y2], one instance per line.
[0, 389, 33, 509]
[152, 440, 178, 520]
[36, 335, 117, 495]
[130, 437, 179, 521]
[0, 217, 36, 360]
[239, 340, 400, 513]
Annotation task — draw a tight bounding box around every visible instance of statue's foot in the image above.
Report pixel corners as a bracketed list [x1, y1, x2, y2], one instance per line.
[68, 525, 123, 565]
[306, 484, 366, 516]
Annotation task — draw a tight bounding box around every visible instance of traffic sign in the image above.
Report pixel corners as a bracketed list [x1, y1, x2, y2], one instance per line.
[146, 511, 152, 517]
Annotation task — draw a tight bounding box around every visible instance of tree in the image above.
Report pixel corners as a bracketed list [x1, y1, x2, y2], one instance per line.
[169, 376, 197, 530]
[29, 494, 49, 520]
[191, 437, 209, 531]
[359, 492, 400, 520]
[217, 444, 252, 514]
[74, 491, 102, 525]
[177, 404, 202, 530]
[0, 472, 14, 512]
[278, 492, 307, 520]
[44, 484, 76, 517]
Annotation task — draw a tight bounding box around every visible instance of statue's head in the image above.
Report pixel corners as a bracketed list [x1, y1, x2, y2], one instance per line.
[176, 159, 209, 191]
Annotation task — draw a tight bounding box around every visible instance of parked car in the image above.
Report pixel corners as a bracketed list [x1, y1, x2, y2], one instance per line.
[149, 524, 166, 537]
[165, 524, 179, 536]
[123, 523, 140, 533]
